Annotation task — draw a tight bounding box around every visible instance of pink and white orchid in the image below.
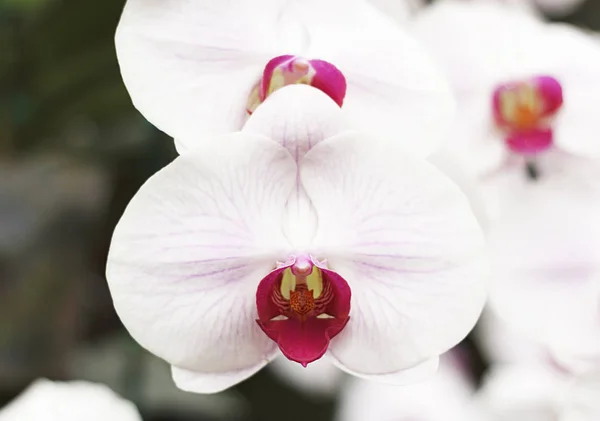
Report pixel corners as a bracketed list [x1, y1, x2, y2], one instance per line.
[411, 0, 600, 353]
[0, 379, 141, 421]
[106, 85, 488, 394]
[115, 0, 454, 157]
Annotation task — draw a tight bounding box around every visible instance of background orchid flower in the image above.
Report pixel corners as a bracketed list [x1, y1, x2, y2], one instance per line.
[115, 0, 454, 157]
[411, 0, 600, 183]
[475, 308, 551, 365]
[0, 379, 141, 421]
[410, 0, 600, 352]
[476, 363, 600, 421]
[546, 280, 600, 376]
[336, 353, 480, 421]
[106, 85, 488, 394]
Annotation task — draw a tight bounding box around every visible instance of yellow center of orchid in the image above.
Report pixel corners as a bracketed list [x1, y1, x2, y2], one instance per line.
[499, 83, 545, 131]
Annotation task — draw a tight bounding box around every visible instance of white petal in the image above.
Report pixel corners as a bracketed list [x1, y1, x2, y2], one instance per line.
[475, 308, 549, 364]
[300, 133, 489, 375]
[336, 356, 477, 421]
[476, 364, 568, 419]
[411, 1, 546, 95]
[368, 0, 422, 24]
[332, 357, 440, 386]
[543, 25, 600, 158]
[172, 358, 275, 394]
[243, 85, 347, 249]
[242, 85, 349, 162]
[116, 0, 298, 143]
[483, 170, 600, 345]
[268, 356, 345, 396]
[303, 0, 455, 157]
[546, 280, 600, 376]
[0, 379, 141, 421]
[107, 133, 297, 379]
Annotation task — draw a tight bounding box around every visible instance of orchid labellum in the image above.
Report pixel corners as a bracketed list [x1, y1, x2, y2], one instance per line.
[106, 85, 488, 393]
[411, 0, 600, 355]
[115, 0, 453, 157]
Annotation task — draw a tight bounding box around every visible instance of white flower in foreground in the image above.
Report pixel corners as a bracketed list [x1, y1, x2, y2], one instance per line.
[478, 364, 600, 421]
[0, 379, 141, 421]
[411, 0, 600, 351]
[336, 353, 479, 421]
[115, 0, 453, 157]
[106, 85, 488, 394]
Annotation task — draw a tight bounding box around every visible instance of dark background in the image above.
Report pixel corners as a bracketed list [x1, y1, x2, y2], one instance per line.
[1, 0, 599, 420]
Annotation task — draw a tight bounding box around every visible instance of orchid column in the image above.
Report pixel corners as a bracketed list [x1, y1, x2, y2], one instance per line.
[106, 0, 490, 394]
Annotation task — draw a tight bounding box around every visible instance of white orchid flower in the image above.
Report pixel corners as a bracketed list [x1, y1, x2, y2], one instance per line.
[477, 364, 567, 421]
[412, 0, 600, 183]
[106, 85, 488, 394]
[115, 0, 453, 157]
[336, 352, 480, 421]
[411, 0, 600, 351]
[477, 363, 600, 421]
[0, 379, 141, 421]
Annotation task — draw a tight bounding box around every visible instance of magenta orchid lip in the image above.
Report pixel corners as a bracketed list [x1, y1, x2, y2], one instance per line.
[492, 75, 563, 156]
[246, 55, 347, 115]
[255, 255, 351, 367]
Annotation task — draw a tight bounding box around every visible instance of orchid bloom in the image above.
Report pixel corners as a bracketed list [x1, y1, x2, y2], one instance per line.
[115, 0, 453, 157]
[411, 0, 600, 351]
[0, 379, 141, 421]
[477, 364, 600, 421]
[336, 353, 479, 421]
[106, 85, 488, 394]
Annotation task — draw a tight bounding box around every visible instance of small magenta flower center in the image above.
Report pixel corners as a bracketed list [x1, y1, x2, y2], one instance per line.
[246, 55, 347, 114]
[255, 255, 351, 367]
[492, 75, 563, 156]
